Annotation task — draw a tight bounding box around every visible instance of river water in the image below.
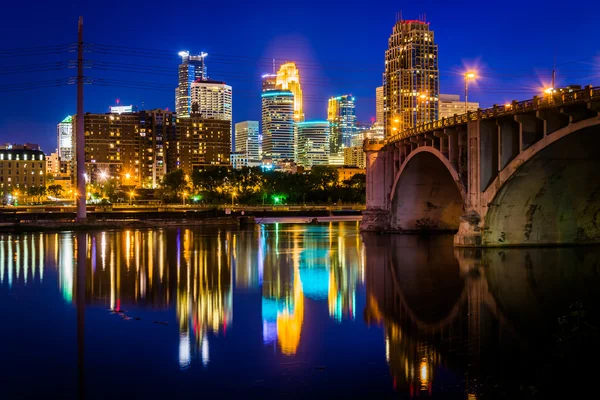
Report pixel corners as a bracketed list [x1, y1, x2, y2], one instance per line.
[1, 222, 599, 399]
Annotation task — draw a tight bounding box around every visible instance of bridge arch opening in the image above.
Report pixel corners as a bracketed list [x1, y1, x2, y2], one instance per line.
[390, 150, 464, 232]
[484, 125, 600, 245]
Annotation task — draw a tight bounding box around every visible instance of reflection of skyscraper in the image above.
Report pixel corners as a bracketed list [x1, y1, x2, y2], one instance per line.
[261, 91, 295, 161]
[327, 95, 357, 155]
[276, 62, 304, 122]
[176, 51, 208, 118]
[384, 19, 439, 137]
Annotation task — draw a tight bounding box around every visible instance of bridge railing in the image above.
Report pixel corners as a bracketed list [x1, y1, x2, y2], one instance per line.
[386, 85, 600, 143]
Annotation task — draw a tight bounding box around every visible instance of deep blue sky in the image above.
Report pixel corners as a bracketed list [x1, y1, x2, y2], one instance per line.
[1, 0, 598, 152]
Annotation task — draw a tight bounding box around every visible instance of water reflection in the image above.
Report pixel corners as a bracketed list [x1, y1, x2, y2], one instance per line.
[363, 234, 600, 398]
[2, 226, 599, 398]
[0, 223, 365, 367]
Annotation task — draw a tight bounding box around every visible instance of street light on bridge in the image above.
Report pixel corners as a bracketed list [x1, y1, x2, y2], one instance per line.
[464, 72, 476, 113]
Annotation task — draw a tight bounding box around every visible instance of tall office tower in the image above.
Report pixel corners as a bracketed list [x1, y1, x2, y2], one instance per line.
[384, 18, 439, 137]
[376, 86, 384, 124]
[190, 79, 233, 148]
[57, 116, 74, 161]
[276, 62, 304, 122]
[262, 74, 278, 92]
[235, 121, 261, 167]
[140, 109, 174, 187]
[176, 51, 208, 118]
[167, 116, 231, 175]
[296, 121, 330, 169]
[327, 95, 357, 156]
[261, 91, 295, 161]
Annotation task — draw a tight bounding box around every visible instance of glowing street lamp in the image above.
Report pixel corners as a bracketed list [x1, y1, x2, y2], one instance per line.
[544, 87, 555, 95]
[99, 170, 109, 181]
[129, 190, 135, 206]
[464, 72, 476, 113]
[182, 191, 187, 206]
[231, 191, 237, 207]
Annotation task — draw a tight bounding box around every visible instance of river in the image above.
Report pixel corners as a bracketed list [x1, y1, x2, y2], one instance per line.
[1, 222, 599, 399]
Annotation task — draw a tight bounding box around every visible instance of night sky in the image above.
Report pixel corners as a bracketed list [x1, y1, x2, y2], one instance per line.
[1, 0, 598, 152]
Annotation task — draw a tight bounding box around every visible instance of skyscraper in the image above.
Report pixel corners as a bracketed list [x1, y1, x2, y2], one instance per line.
[384, 19, 439, 137]
[176, 51, 208, 118]
[262, 74, 278, 92]
[235, 121, 261, 167]
[327, 95, 357, 156]
[261, 91, 295, 162]
[57, 116, 74, 161]
[296, 121, 330, 169]
[190, 79, 233, 148]
[276, 62, 304, 122]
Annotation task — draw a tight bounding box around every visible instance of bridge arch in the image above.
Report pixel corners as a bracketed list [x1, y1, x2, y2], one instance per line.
[390, 147, 466, 231]
[483, 119, 600, 245]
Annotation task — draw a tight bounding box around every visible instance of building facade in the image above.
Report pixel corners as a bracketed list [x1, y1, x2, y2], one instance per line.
[234, 121, 261, 167]
[327, 95, 357, 155]
[166, 117, 231, 176]
[262, 74, 278, 92]
[190, 79, 233, 148]
[376, 86, 384, 125]
[343, 146, 366, 169]
[384, 19, 439, 137]
[296, 121, 330, 169]
[0, 145, 46, 199]
[438, 94, 479, 119]
[276, 62, 304, 122]
[176, 51, 208, 118]
[261, 91, 295, 162]
[57, 116, 74, 162]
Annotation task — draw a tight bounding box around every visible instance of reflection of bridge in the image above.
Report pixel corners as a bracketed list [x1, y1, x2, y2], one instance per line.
[362, 86, 600, 246]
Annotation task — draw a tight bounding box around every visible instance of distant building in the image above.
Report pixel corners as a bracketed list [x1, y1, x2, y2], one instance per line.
[176, 51, 208, 118]
[230, 152, 248, 169]
[276, 63, 304, 122]
[190, 79, 233, 147]
[343, 146, 366, 169]
[110, 105, 137, 114]
[384, 19, 439, 137]
[57, 116, 74, 162]
[46, 151, 61, 175]
[327, 95, 357, 155]
[328, 154, 344, 166]
[376, 86, 384, 125]
[336, 166, 365, 184]
[261, 91, 295, 162]
[167, 117, 231, 176]
[234, 121, 261, 167]
[296, 121, 330, 169]
[438, 94, 479, 119]
[0, 146, 46, 199]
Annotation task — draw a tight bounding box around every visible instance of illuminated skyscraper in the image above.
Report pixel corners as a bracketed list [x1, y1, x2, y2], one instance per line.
[176, 51, 208, 118]
[384, 19, 439, 137]
[262, 74, 277, 92]
[57, 116, 74, 162]
[234, 121, 261, 167]
[261, 91, 295, 161]
[296, 121, 330, 169]
[327, 95, 356, 156]
[276, 62, 304, 122]
[190, 79, 232, 148]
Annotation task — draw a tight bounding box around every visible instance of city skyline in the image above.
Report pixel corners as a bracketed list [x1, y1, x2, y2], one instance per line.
[1, 1, 599, 152]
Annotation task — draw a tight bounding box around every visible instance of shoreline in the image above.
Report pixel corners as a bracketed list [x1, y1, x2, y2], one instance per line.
[0, 214, 363, 233]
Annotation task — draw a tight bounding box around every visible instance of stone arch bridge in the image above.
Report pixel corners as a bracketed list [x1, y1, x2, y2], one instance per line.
[362, 86, 600, 246]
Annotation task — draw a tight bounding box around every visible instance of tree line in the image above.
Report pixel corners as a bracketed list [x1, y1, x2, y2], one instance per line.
[155, 166, 365, 205]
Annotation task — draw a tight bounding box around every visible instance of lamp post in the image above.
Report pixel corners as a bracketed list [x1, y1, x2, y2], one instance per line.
[464, 72, 476, 113]
[231, 191, 236, 207]
[129, 190, 135, 206]
[182, 191, 187, 206]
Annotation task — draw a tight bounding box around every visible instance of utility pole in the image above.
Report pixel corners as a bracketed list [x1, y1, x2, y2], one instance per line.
[551, 54, 556, 89]
[76, 17, 86, 221]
